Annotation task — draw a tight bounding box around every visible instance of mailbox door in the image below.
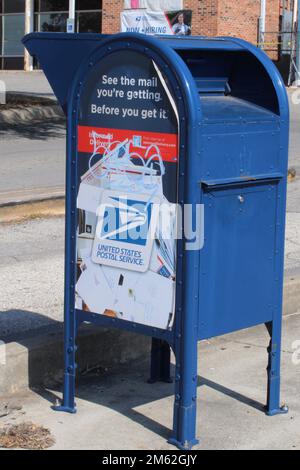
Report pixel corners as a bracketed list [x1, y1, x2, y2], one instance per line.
[198, 180, 280, 340]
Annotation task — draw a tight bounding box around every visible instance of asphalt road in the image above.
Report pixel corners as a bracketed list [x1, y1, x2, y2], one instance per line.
[0, 217, 64, 340]
[0, 117, 66, 199]
[289, 89, 300, 171]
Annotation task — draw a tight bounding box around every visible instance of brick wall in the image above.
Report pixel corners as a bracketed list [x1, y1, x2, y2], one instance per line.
[265, 0, 281, 59]
[102, 0, 123, 34]
[217, 0, 260, 43]
[184, 0, 218, 36]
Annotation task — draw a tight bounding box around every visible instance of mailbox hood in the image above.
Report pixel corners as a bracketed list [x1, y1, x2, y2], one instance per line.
[23, 33, 109, 113]
[23, 32, 288, 118]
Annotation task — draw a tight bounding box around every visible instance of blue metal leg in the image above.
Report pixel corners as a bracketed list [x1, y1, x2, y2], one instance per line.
[265, 321, 288, 416]
[53, 310, 77, 414]
[168, 339, 199, 450]
[148, 338, 172, 384]
[53, 122, 77, 415]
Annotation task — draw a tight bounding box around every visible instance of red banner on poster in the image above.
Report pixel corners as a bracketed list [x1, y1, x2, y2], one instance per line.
[78, 125, 178, 163]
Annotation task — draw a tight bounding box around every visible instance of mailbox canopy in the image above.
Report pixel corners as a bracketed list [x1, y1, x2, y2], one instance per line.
[23, 32, 288, 117]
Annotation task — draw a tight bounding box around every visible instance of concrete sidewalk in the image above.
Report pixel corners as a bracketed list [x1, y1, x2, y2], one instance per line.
[1, 313, 299, 450]
[0, 71, 55, 100]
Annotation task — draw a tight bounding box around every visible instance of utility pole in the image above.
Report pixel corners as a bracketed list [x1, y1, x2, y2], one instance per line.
[24, 0, 34, 71]
[67, 0, 76, 33]
[259, 0, 266, 49]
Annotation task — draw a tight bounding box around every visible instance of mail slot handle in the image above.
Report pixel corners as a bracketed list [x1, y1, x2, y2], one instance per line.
[201, 173, 283, 190]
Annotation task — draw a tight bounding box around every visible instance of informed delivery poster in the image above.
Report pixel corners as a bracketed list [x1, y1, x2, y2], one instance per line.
[121, 10, 192, 36]
[75, 51, 179, 330]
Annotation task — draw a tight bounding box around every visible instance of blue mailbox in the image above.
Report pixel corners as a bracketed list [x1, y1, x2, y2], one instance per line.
[23, 33, 289, 450]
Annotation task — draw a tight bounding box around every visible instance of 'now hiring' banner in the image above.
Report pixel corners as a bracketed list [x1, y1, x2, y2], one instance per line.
[124, 0, 183, 10]
[121, 9, 192, 36]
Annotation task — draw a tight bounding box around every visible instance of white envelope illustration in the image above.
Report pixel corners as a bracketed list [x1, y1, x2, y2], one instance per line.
[114, 270, 175, 329]
[76, 259, 115, 314]
[77, 183, 103, 214]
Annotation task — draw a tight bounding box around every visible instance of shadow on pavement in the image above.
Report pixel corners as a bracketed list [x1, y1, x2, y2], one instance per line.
[0, 309, 62, 343]
[33, 347, 266, 441]
[0, 118, 66, 141]
[0, 310, 267, 441]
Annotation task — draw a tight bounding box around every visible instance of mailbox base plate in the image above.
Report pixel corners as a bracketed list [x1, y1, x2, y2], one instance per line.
[168, 437, 199, 451]
[265, 405, 289, 417]
[52, 404, 77, 414]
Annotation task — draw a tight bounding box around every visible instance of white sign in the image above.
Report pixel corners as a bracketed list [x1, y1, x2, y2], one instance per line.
[121, 10, 174, 35]
[67, 18, 75, 33]
[92, 190, 161, 273]
[0, 341, 6, 366]
[124, 0, 183, 11]
[121, 9, 192, 36]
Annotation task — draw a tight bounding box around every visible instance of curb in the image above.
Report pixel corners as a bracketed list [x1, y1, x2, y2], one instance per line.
[0, 324, 151, 397]
[0, 195, 65, 224]
[6, 92, 56, 106]
[0, 103, 64, 125]
[0, 187, 65, 208]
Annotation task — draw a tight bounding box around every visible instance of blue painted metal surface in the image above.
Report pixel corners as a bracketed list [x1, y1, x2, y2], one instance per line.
[23, 32, 289, 450]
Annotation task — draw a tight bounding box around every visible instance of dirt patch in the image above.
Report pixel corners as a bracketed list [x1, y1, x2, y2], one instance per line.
[0, 198, 65, 224]
[0, 422, 55, 450]
[288, 167, 297, 182]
